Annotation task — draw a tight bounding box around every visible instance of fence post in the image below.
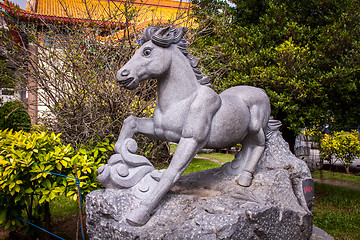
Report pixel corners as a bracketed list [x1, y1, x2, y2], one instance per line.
[74, 163, 85, 239]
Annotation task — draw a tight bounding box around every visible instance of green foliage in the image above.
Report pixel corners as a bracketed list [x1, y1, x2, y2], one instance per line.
[304, 128, 360, 173]
[0, 129, 72, 231]
[302, 127, 324, 148]
[191, 0, 360, 137]
[0, 101, 31, 132]
[0, 129, 111, 231]
[320, 131, 360, 173]
[313, 182, 360, 240]
[70, 136, 114, 196]
[0, 59, 15, 88]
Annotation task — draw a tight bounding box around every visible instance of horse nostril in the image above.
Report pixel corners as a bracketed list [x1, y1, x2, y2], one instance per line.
[121, 69, 130, 76]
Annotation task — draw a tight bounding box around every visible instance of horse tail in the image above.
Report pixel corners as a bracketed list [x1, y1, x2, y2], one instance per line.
[265, 117, 282, 140]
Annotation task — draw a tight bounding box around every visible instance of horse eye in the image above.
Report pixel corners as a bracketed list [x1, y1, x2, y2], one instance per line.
[143, 48, 152, 57]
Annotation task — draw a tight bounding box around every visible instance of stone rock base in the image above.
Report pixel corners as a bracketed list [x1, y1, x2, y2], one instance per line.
[310, 225, 334, 240]
[86, 131, 314, 239]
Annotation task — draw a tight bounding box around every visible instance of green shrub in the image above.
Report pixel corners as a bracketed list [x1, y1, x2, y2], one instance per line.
[0, 129, 112, 233]
[0, 100, 31, 132]
[320, 130, 360, 173]
[68, 136, 114, 197]
[302, 128, 324, 147]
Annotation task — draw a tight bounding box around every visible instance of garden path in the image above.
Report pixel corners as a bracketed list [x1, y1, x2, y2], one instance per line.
[313, 179, 360, 191]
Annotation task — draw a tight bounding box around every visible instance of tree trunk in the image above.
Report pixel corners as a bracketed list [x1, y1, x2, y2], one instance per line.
[280, 126, 296, 153]
[9, 230, 16, 240]
[43, 202, 51, 240]
[276, 112, 296, 153]
[345, 164, 350, 174]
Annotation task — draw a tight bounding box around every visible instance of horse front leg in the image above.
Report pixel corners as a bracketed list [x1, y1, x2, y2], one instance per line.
[114, 115, 157, 155]
[126, 137, 202, 226]
[111, 115, 161, 168]
[125, 86, 221, 226]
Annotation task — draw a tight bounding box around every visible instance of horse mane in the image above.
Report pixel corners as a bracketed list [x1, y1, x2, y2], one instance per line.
[142, 26, 211, 87]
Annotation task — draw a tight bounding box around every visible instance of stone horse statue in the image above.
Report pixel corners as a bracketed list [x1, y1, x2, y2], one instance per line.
[97, 26, 279, 226]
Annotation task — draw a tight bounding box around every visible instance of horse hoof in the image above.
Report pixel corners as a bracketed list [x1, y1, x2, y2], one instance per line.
[126, 206, 151, 226]
[237, 171, 253, 187]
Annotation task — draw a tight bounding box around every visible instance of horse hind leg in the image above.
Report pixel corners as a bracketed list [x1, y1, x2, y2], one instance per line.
[231, 105, 267, 187]
[236, 131, 265, 186]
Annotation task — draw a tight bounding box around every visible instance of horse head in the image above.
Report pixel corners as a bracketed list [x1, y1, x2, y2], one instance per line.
[116, 26, 188, 90]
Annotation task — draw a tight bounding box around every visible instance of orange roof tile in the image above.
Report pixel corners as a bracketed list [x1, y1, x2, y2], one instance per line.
[26, 0, 191, 24]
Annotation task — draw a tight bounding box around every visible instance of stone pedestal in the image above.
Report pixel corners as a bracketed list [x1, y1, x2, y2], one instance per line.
[86, 131, 314, 239]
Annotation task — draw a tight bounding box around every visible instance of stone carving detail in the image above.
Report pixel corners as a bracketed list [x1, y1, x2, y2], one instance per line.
[97, 138, 155, 189]
[96, 26, 301, 227]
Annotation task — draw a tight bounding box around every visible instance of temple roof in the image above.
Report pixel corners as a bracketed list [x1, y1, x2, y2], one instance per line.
[24, 0, 191, 26]
[1, 0, 192, 43]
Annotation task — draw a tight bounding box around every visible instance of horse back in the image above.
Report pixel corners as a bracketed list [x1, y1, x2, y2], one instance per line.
[206, 86, 270, 149]
[220, 86, 270, 108]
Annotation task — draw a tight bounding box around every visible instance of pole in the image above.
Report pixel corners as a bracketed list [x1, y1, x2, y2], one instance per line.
[74, 163, 85, 239]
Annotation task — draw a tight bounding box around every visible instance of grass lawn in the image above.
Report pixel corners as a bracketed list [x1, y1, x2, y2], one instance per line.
[50, 196, 79, 219]
[196, 152, 234, 164]
[170, 144, 235, 164]
[313, 182, 360, 240]
[183, 158, 222, 175]
[50, 196, 84, 239]
[312, 170, 360, 185]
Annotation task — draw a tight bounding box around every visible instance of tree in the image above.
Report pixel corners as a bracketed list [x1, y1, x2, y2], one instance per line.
[320, 131, 360, 174]
[190, 0, 360, 149]
[0, 18, 27, 100]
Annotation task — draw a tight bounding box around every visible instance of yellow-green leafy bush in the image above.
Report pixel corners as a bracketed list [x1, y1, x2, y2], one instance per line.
[0, 129, 112, 231]
[320, 131, 360, 173]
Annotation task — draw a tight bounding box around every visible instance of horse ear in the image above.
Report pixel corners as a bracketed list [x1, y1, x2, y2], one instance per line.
[152, 26, 174, 47]
[172, 27, 187, 44]
[142, 26, 159, 43]
[158, 26, 172, 36]
[151, 26, 188, 47]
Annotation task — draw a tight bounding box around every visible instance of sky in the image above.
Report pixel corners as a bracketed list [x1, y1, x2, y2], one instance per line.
[9, 0, 27, 9]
